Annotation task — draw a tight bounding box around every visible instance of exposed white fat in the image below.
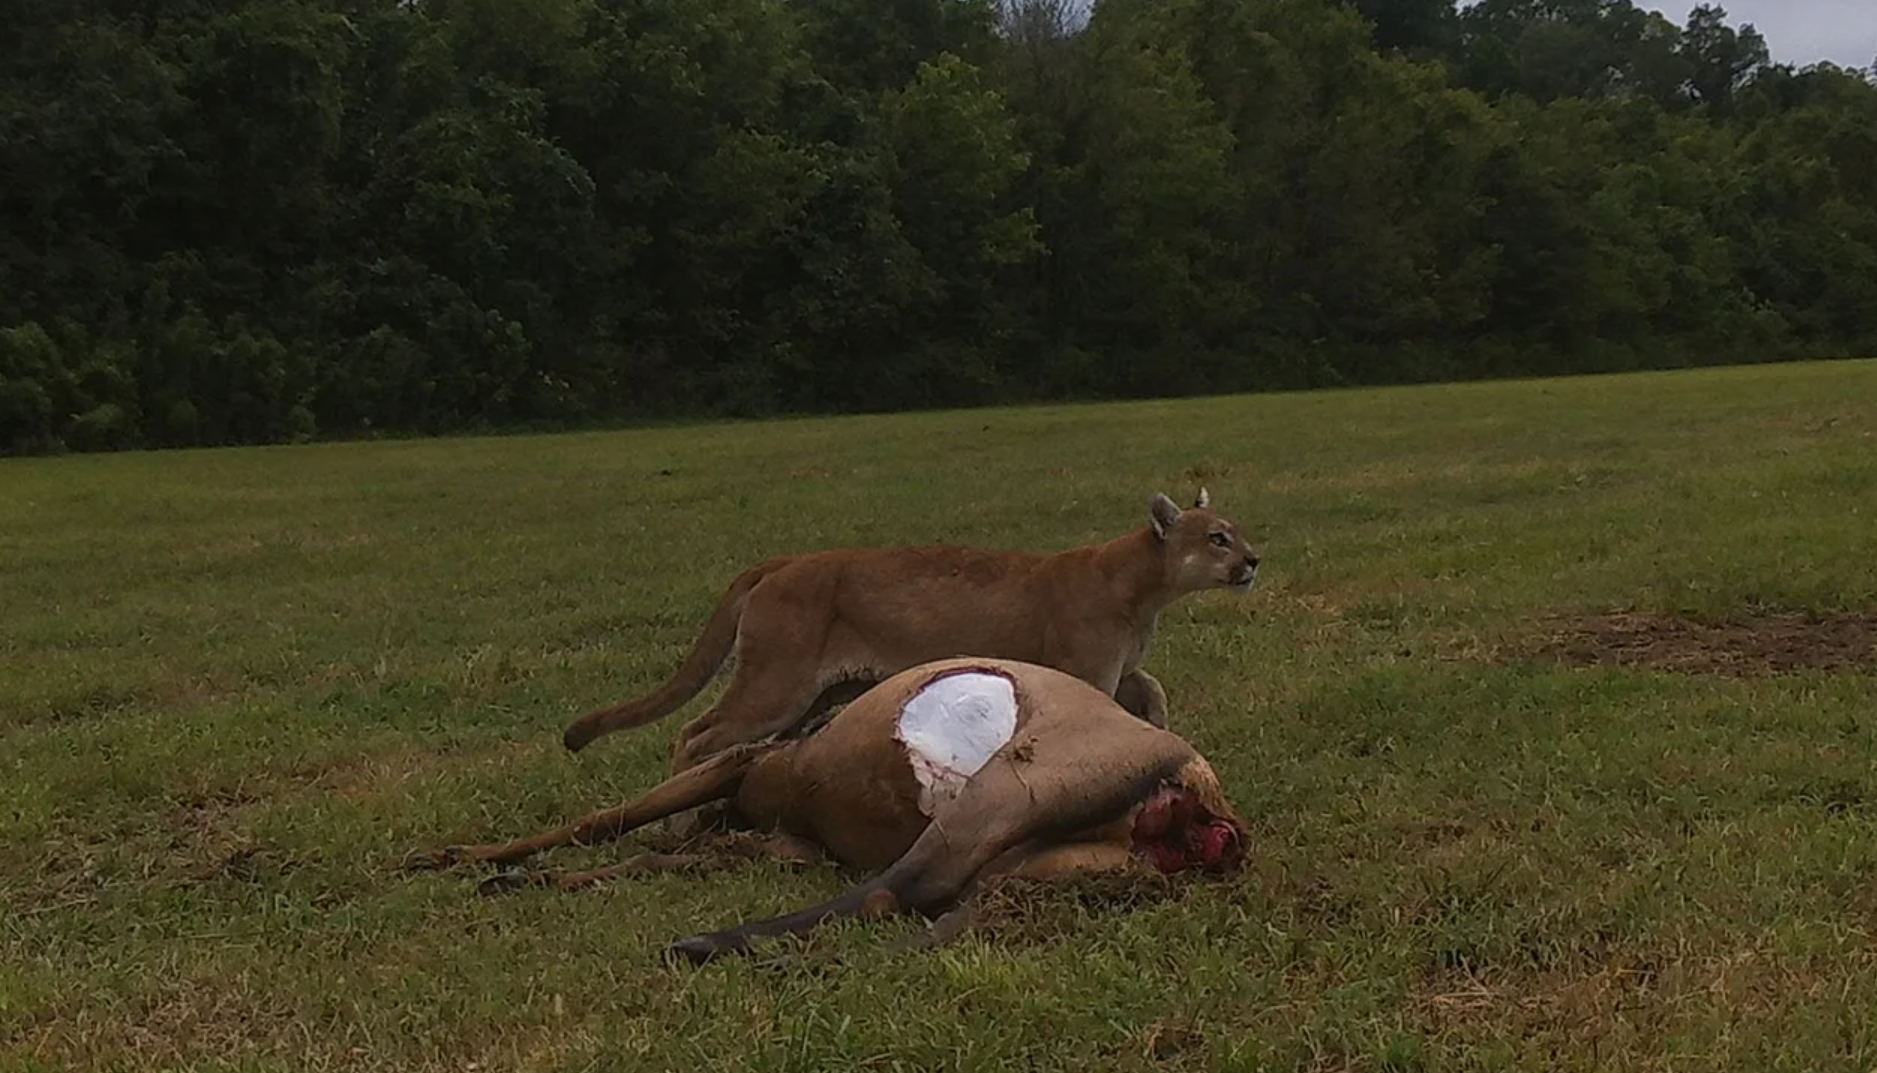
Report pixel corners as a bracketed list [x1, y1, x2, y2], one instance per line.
[896, 671, 1018, 815]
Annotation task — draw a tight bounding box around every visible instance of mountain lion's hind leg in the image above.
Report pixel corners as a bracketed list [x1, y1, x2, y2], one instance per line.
[662, 661, 855, 839]
[669, 661, 832, 774]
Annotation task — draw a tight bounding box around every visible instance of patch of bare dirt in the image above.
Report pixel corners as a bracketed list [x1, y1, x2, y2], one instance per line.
[1529, 610, 1877, 677]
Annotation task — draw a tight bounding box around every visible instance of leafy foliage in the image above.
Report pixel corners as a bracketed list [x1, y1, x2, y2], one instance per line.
[2, 0, 1873, 453]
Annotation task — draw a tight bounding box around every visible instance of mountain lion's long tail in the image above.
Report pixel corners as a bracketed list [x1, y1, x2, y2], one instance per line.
[562, 559, 786, 752]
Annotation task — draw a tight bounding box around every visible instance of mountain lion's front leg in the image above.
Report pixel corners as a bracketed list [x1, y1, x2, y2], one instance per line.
[1115, 668, 1169, 728]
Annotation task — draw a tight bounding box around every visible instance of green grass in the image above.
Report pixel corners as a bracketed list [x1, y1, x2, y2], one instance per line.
[3, 359, 1875, 1072]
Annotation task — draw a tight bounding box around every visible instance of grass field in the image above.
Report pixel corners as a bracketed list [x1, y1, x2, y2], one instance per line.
[3, 359, 1876, 1072]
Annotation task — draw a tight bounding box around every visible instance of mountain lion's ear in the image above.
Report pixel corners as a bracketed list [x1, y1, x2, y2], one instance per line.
[1150, 493, 1181, 541]
[1193, 487, 1211, 510]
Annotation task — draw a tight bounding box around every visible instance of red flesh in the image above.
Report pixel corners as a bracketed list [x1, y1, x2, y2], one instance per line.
[1129, 786, 1245, 875]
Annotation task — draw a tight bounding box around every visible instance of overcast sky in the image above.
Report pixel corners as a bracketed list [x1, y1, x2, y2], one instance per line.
[1680, 0, 1877, 69]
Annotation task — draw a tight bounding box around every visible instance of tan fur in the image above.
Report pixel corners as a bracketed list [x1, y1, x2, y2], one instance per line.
[406, 658, 1249, 964]
[561, 489, 1261, 773]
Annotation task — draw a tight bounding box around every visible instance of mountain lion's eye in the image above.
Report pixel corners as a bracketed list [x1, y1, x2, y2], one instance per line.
[1209, 532, 1230, 548]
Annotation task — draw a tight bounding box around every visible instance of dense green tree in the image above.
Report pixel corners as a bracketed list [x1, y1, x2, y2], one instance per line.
[797, 0, 1000, 93]
[1455, 0, 1692, 106]
[1679, 3, 1768, 114]
[0, 0, 1872, 455]
[1343, 0, 1457, 56]
[1724, 63, 1877, 352]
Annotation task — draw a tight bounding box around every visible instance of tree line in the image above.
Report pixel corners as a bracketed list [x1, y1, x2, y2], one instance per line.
[3, 0, 1873, 454]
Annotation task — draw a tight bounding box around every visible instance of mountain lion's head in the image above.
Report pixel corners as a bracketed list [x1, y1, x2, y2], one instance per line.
[1149, 488, 1261, 594]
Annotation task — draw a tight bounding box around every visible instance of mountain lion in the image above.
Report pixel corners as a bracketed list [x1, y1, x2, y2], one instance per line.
[561, 488, 1261, 774]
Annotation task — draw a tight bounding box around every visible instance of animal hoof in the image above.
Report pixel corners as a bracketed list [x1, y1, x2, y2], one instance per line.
[663, 935, 725, 966]
[477, 870, 538, 897]
[402, 846, 464, 872]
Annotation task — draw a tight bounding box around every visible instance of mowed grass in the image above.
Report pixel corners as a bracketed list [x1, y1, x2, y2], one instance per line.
[3, 359, 1875, 1072]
